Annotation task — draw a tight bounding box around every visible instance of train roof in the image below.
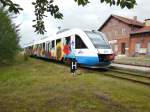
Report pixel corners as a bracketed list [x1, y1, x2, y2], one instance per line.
[24, 28, 103, 48]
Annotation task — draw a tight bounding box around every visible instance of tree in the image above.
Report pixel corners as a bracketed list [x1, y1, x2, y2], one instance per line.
[0, 0, 137, 34]
[0, 8, 20, 65]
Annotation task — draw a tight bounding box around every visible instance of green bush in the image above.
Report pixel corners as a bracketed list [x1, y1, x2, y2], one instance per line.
[23, 52, 29, 61]
[0, 8, 20, 65]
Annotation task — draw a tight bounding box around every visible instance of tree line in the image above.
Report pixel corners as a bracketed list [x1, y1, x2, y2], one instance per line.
[0, 8, 20, 65]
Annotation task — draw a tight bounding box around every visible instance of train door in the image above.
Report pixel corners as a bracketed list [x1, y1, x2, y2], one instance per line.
[56, 38, 63, 60]
[34, 44, 38, 56]
[71, 35, 76, 58]
[63, 36, 72, 58]
[74, 35, 89, 64]
[41, 42, 46, 57]
[37, 44, 41, 57]
[75, 34, 87, 50]
[47, 42, 51, 58]
[45, 41, 49, 58]
[51, 40, 56, 59]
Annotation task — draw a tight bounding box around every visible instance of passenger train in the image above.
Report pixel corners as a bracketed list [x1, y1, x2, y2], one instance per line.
[24, 28, 114, 68]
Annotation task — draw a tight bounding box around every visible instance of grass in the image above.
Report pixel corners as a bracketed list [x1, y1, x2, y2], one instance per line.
[0, 55, 150, 112]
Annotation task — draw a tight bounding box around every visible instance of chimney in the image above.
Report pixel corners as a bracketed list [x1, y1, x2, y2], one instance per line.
[145, 19, 150, 26]
[133, 16, 137, 21]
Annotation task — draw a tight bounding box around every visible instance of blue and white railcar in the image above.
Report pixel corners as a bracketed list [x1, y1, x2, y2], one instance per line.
[25, 28, 114, 68]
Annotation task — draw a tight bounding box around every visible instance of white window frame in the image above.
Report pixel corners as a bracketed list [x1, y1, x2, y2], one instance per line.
[148, 42, 150, 54]
[135, 43, 141, 53]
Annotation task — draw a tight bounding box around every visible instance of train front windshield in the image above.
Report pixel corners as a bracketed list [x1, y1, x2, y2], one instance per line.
[85, 31, 110, 49]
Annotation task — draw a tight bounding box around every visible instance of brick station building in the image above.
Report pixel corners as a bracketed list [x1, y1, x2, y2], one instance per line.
[129, 19, 150, 56]
[98, 14, 144, 55]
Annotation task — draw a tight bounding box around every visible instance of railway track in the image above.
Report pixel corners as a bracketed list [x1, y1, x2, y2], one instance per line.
[108, 68, 150, 79]
[32, 57, 150, 86]
[80, 67, 150, 86]
[102, 70, 150, 86]
[49, 59, 150, 86]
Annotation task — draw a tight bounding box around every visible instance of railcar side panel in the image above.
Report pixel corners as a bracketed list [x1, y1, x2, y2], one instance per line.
[24, 28, 114, 68]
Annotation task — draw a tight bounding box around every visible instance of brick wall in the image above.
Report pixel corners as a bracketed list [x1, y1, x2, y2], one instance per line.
[99, 16, 143, 55]
[99, 17, 132, 55]
[100, 17, 131, 41]
[129, 33, 150, 56]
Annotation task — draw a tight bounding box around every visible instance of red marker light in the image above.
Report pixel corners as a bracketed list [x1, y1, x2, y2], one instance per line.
[107, 54, 115, 61]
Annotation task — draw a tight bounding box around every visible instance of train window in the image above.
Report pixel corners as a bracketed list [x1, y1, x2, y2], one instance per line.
[63, 36, 71, 46]
[85, 31, 110, 49]
[38, 44, 40, 48]
[40, 44, 42, 49]
[47, 42, 50, 51]
[56, 39, 61, 45]
[48, 42, 51, 51]
[43, 43, 45, 49]
[37, 44, 40, 49]
[75, 35, 87, 49]
[63, 37, 71, 52]
[30, 46, 33, 50]
[52, 40, 55, 48]
[66, 37, 71, 45]
[45, 42, 48, 51]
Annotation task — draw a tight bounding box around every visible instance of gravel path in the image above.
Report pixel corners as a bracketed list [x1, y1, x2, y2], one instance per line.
[111, 63, 150, 73]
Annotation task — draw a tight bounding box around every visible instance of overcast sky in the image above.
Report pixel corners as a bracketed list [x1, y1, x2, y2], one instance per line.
[12, 0, 150, 47]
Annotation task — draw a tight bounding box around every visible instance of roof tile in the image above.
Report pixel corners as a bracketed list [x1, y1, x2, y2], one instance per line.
[99, 14, 144, 30]
[112, 14, 144, 26]
[131, 26, 150, 34]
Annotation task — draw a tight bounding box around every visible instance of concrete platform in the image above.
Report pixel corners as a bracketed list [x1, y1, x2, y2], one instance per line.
[111, 63, 150, 73]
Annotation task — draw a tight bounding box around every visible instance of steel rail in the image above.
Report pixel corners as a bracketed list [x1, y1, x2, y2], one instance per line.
[80, 67, 150, 87]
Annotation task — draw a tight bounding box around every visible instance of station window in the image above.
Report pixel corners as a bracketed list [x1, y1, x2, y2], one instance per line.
[75, 35, 87, 49]
[121, 28, 126, 35]
[147, 42, 150, 55]
[135, 43, 141, 53]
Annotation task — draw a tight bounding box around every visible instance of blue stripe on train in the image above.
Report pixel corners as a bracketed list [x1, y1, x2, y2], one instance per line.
[75, 56, 99, 65]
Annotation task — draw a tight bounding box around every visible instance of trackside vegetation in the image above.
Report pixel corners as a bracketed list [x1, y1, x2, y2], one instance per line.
[0, 55, 150, 112]
[0, 8, 20, 65]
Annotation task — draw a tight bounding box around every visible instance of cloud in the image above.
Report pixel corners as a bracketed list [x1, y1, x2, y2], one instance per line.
[12, 0, 150, 47]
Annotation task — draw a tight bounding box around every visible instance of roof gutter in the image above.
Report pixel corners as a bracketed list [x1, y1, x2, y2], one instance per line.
[130, 30, 150, 35]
